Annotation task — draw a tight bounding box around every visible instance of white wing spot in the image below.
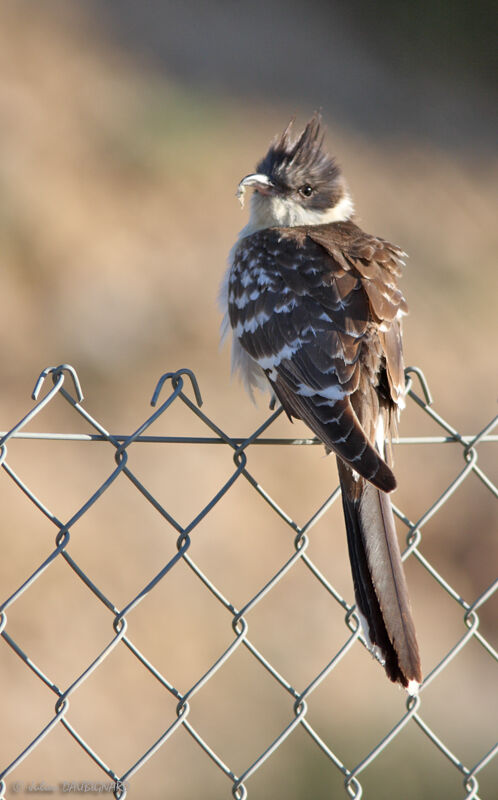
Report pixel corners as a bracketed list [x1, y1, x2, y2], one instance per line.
[255, 270, 273, 286]
[275, 299, 297, 314]
[234, 310, 271, 336]
[296, 383, 344, 400]
[256, 341, 300, 370]
[234, 291, 249, 309]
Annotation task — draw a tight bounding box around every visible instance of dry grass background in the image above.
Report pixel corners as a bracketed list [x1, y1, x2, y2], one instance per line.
[1, 2, 497, 799]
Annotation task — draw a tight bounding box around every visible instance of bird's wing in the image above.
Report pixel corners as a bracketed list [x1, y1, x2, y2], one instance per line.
[228, 224, 407, 492]
[309, 223, 408, 411]
[304, 225, 420, 688]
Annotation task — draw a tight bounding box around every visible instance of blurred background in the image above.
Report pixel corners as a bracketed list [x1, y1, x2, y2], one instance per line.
[1, 1, 496, 798]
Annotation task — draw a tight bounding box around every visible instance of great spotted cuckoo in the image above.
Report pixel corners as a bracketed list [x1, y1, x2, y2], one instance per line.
[220, 114, 421, 691]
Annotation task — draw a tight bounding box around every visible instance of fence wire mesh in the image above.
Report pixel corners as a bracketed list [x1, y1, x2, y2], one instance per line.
[1, 364, 497, 800]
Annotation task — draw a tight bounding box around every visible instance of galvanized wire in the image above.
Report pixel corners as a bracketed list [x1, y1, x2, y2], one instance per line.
[0, 364, 496, 800]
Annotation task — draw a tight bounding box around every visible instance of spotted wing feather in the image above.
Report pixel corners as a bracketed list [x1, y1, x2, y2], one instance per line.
[228, 223, 406, 491]
[228, 218, 421, 687]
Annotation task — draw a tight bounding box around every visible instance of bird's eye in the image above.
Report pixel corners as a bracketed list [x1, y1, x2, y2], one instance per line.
[299, 184, 314, 197]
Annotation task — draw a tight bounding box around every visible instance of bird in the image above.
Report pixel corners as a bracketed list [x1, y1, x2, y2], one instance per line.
[220, 113, 422, 691]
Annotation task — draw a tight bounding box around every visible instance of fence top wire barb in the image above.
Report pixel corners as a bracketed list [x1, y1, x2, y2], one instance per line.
[1, 363, 496, 800]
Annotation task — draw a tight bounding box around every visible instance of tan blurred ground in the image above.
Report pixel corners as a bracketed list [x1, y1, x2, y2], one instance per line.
[0, 2, 497, 799]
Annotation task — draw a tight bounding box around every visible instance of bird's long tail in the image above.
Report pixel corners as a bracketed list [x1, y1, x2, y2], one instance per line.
[338, 461, 422, 689]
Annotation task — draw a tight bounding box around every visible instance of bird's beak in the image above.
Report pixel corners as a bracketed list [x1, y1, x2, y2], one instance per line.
[236, 173, 275, 206]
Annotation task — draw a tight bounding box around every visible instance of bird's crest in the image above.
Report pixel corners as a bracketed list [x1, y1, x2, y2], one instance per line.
[256, 113, 340, 187]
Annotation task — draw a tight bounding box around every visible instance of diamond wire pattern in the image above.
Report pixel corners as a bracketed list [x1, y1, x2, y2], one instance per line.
[0, 365, 496, 799]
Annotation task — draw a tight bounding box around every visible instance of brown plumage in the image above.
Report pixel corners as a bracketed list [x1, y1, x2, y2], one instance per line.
[223, 115, 422, 688]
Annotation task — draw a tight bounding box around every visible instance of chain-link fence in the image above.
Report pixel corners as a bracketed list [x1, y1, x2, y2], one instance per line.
[1, 364, 496, 800]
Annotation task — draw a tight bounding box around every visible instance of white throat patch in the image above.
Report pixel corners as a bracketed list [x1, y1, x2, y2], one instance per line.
[244, 190, 354, 235]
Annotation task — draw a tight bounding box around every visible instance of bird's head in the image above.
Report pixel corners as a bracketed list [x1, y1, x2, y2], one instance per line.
[237, 113, 354, 232]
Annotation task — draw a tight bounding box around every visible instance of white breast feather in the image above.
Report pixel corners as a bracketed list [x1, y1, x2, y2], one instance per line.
[219, 238, 268, 399]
